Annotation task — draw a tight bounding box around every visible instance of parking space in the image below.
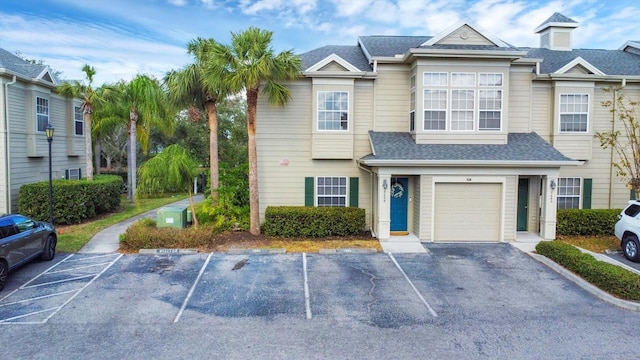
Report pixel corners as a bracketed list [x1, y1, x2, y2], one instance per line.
[0, 244, 630, 327]
[0, 253, 121, 324]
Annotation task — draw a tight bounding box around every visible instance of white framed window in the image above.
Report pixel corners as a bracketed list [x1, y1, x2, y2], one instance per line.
[451, 90, 474, 131]
[423, 89, 447, 130]
[557, 177, 581, 209]
[423, 72, 447, 86]
[559, 94, 589, 132]
[410, 91, 415, 132]
[451, 72, 475, 87]
[36, 97, 49, 132]
[317, 91, 348, 131]
[74, 105, 84, 136]
[479, 73, 503, 87]
[479, 89, 502, 130]
[316, 176, 347, 207]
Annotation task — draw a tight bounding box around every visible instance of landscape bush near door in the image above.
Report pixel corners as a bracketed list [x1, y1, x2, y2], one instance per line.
[556, 209, 621, 236]
[263, 206, 365, 238]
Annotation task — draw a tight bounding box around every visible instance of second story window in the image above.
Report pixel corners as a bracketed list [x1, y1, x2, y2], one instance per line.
[410, 74, 416, 132]
[74, 106, 84, 136]
[36, 97, 49, 132]
[318, 91, 348, 131]
[560, 94, 589, 132]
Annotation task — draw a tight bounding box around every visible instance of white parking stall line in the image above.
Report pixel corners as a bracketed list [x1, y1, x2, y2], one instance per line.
[174, 252, 213, 323]
[0, 306, 61, 324]
[387, 253, 438, 318]
[21, 274, 97, 289]
[46, 261, 116, 274]
[41, 253, 123, 323]
[0, 289, 77, 309]
[64, 253, 119, 263]
[302, 253, 312, 320]
[0, 254, 75, 302]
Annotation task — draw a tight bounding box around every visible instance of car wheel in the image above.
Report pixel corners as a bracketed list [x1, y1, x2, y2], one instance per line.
[622, 235, 640, 262]
[0, 260, 7, 291]
[40, 235, 57, 261]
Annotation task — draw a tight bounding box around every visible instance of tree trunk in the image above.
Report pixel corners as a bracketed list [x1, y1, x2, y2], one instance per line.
[84, 111, 94, 180]
[128, 109, 138, 202]
[247, 88, 260, 235]
[94, 136, 102, 175]
[205, 101, 219, 205]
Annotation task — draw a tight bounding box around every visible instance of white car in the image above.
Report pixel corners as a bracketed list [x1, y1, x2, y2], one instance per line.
[614, 200, 640, 262]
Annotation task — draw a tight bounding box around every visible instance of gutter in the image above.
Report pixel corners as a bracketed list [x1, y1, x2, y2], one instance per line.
[2, 75, 16, 213]
[357, 159, 582, 167]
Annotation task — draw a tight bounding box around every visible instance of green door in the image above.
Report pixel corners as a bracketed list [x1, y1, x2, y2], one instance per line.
[517, 179, 529, 231]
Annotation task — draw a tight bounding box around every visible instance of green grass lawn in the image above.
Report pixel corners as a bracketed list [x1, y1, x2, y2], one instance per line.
[56, 194, 188, 253]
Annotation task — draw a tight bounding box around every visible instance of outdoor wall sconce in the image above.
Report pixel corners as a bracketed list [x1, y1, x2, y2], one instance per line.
[550, 180, 556, 191]
[383, 179, 388, 202]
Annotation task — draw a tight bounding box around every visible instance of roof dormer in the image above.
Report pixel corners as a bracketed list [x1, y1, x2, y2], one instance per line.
[534, 12, 578, 51]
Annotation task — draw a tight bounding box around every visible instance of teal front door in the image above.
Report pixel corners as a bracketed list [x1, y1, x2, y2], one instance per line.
[390, 177, 408, 232]
[517, 178, 529, 231]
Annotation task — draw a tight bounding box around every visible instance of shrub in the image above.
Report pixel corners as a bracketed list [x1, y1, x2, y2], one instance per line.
[262, 206, 366, 238]
[18, 175, 123, 225]
[120, 219, 229, 251]
[556, 209, 621, 236]
[536, 240, 640, 301]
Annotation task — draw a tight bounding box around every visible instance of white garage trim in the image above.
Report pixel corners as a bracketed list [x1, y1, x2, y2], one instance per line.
[431, 176, 506, 242]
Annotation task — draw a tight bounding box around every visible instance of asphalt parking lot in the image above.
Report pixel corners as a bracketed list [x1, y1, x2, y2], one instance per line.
[1, 244, 640, 359]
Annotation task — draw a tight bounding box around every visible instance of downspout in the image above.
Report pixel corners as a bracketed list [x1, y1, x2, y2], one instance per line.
[357, 161, 375, 237]
[609, 79, 626, 208]
[3, 75, 16, 213]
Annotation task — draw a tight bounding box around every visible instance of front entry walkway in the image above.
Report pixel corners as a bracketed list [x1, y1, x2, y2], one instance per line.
[379, 233, 428, 253]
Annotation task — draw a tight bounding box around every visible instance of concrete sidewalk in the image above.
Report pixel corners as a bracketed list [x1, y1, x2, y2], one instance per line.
[78, 195, 204, 253]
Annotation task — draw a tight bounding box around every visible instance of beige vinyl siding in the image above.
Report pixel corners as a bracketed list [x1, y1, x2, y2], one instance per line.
[438, 25, 494, 46]
[507, 67, 533, 132]
[527, 178, 541, 233]
[353, 80, 374, 157]
[256, 81, 372, 225]
[412, 175, 421, 238]
[374, 64, 410, 132]
[531, 83, 552, 142]
[503, 176, 516, 241]
[65, 99, 84, 156]
[319, 62, 347, 72]
[419, 175, 433, 241]
[551, 82, 595, 160]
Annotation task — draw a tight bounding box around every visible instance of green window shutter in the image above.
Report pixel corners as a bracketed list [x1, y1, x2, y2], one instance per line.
[349, 177, 359, 207]
[582, 178, 592, 209]
[631, 189, 637, 200]
[305, 177, 314, 206]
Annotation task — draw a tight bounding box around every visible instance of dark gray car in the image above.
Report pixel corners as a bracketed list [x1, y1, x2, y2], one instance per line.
[0, 214, 57, 291]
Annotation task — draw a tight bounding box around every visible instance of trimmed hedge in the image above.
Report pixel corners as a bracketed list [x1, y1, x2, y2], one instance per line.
[262, 206, 366, 238]
[556, 209, 621, 236]
[536, 240, 640, 301]
[18, 174, 123, 225]
[120, 218, 227, 251]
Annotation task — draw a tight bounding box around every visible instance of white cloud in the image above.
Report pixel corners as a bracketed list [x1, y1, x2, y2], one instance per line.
[168, 0, 188, 6]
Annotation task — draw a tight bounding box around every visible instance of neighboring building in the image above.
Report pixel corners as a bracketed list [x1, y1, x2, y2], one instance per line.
[0, 48, 85, 214]
[256, 13, 640, 242]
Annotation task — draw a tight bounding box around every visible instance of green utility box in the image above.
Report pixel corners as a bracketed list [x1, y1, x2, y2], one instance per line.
[157, 206, 188, 228]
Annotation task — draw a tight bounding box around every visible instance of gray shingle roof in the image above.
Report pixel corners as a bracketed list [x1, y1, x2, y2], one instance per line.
[0, 47, 49, 78]
[300, 45, 372, 71]
[524, 48, 640, 75]
[361, 131, 574, 163]
[536, 12, 578, 28]
[358, 36, 431, 57]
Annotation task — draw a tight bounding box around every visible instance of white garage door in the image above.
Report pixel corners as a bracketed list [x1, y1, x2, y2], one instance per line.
[434, 183, 502, 241]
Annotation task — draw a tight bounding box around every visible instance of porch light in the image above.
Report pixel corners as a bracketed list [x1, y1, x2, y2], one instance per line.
[382, 179, 388, 190]
[550, 180, 556, 191]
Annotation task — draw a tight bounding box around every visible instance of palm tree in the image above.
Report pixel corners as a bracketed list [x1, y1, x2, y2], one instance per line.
[116, 75, 173, 202]
[138, 144, 200, 226]
[57, 64, 99, 180]
[164, 37, 230, 204]
[209, 27, 301, 235]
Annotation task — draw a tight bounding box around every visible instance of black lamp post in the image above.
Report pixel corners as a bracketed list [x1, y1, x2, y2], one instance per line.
[46, 123, 54, 225]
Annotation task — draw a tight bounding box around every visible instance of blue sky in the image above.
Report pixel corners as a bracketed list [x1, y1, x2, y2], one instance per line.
[1, 0, 639, 85]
